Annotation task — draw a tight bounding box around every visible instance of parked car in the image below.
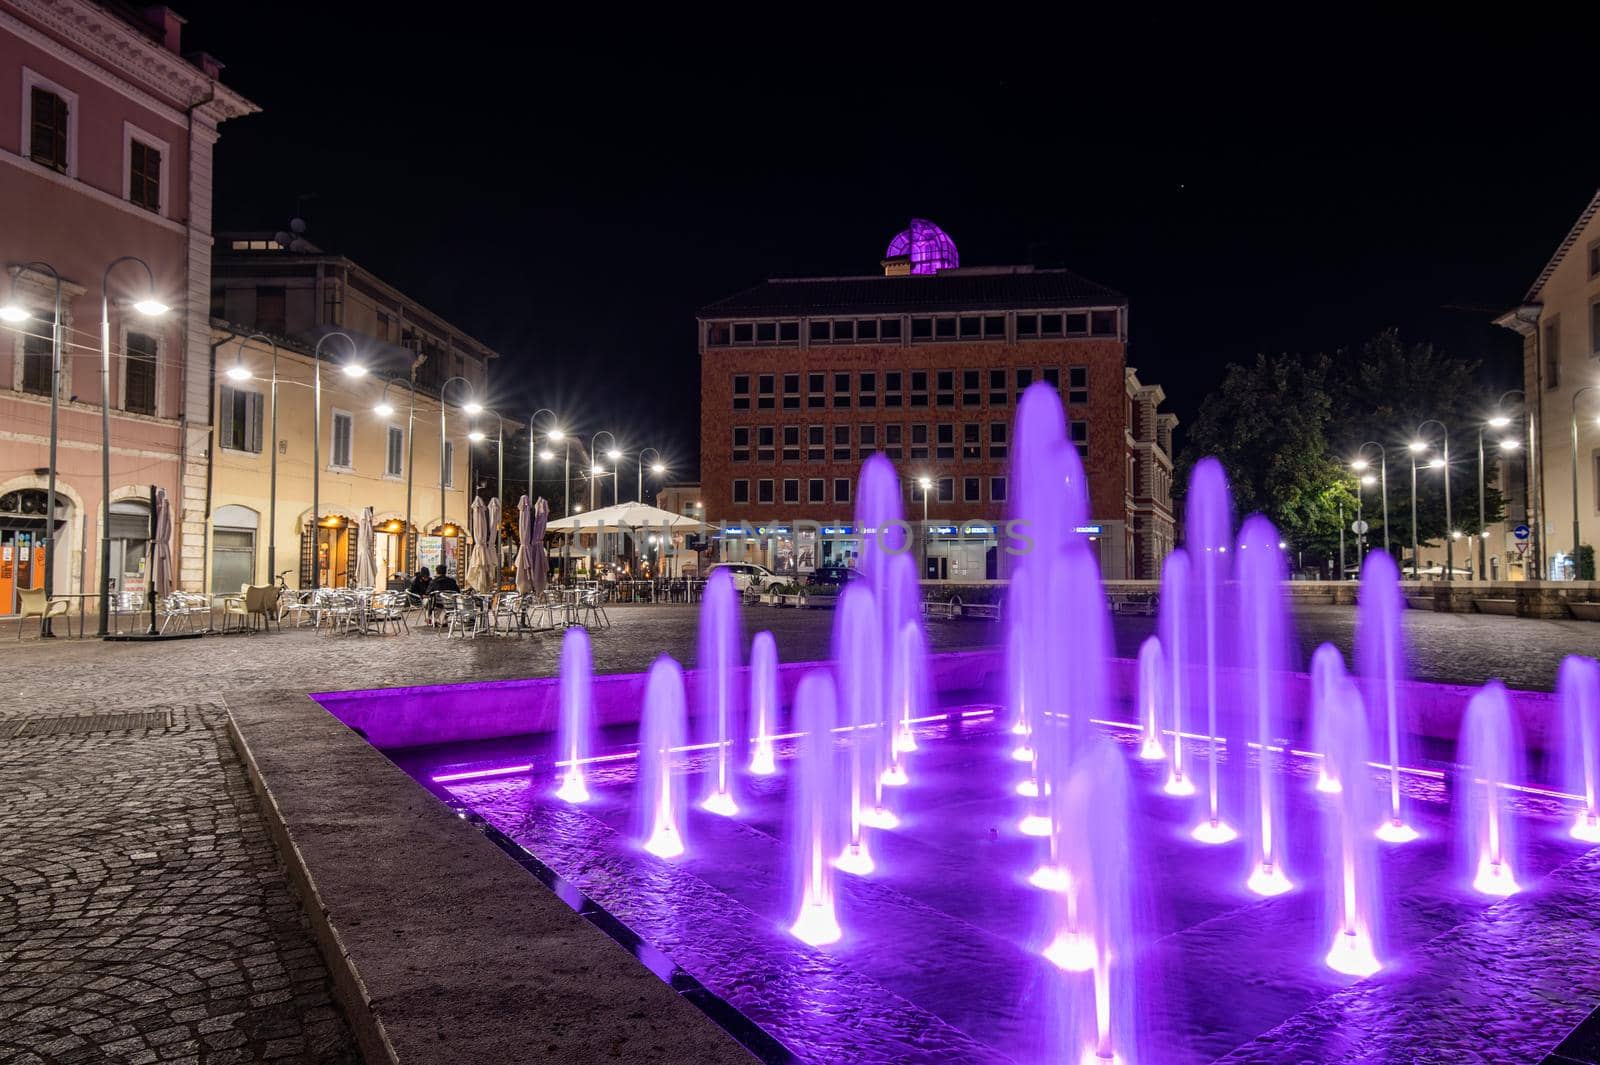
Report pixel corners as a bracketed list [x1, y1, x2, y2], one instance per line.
[706, 561, 777, 592]
[804, 565, 859, 589]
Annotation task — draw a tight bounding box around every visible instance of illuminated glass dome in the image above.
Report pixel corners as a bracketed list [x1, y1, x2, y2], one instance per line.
[885, 218, 959, 274]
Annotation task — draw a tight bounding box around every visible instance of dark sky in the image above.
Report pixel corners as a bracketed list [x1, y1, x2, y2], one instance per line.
[181, 7, 1600, 477]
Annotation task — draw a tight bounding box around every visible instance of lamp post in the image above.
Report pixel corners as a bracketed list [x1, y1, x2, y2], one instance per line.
[2, 262, 63, 635]
[638, 448, 665, 504]
[590, 431, 617, 512]
[1412, 420, 1453, 580]
[469, 407, 504, 503]
[224, 334, 281, 581]
[374, 377, 417, 573]
[311, 331, 363, 588]
[1352, 441, 1390, 559]
[1355, 472, 1377, 562]
[528, 408, 567, 516]
[1571, 386, 1600, 581]
[1489, 389, 1537, 580]
[439, 376, 477, 577]
[917, 475, 933, 579]
[97, 257, 169, 634]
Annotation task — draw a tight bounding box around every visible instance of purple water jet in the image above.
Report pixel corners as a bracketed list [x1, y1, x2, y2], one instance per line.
[788, 669, 844, 947]
[1558, 655, 1600, 842]
[834, 582, 885, 872]
[1309, 644, 1348, 795]
[638, 655, 689, 859]
[885, 620, 927, 784]
[1184, 458, 1239, 844]
[1136, 636, 1167, 762]
[1321, 675, 1383, 977]
[1237, 516, 1292, 896]
[1458, 680, 1524, 896]
[1356, 550, 1417, 843]
[698, 568, 742, 816]
[554, 627, 594, 803]
[748, 630, 779, 776]
[1159, 549, 1196, 797]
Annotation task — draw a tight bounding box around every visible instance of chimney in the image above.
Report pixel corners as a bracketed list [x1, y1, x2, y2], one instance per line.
[187, 51, 224, 79]
[141, 6, 185, 53]
[880, 254, 911, 277]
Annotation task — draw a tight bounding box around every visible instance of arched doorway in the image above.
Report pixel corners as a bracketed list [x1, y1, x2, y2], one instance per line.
[212, 504, 260, 592]
[107, 497, 152, 602]
[1, 489, 71, 615]
[373, 516, 414, 586]
[300, 513, 356, 589]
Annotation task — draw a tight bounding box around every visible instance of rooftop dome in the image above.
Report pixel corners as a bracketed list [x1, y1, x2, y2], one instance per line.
[885, 218, 959, 275]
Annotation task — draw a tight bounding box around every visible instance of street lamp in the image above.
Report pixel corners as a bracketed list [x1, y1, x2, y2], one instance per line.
[1571, 386, 1600, 581]
[1413, 420, 1453, 580]
[917, 475, 933, 577]
[1352, 441, 1390, 560]
[224, 334, 285, 583]
[376, 376, 417, 573]
[590, 431, 618, 512]
[3, 262, 63, 635]
[98, 257, 168, 633]
[638, 447, 665, 504]
[528, 408, 568, 516]
[468, 406, 504, 503]
[310, 332, 363, 588]
[439, 376, 476, 577]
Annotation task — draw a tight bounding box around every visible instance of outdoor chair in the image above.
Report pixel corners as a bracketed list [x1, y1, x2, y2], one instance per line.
[16, 587, 70, 640]
[368, 591, 408, 635]
[159, 593, 211, 634]
[575, 584, 610, 630]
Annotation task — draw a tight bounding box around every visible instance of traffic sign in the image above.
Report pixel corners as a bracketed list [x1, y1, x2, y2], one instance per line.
[1514, 542, 1529, 557]
[1513, 524, 1530, 541]
[1351, 520, 1369, 535]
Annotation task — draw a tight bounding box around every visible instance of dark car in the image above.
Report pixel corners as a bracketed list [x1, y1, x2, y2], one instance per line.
[805, 565, 859, 588]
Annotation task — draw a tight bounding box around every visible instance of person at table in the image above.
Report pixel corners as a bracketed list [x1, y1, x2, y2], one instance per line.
[407, 567, 431, 607]
[425, 567, 459, 625]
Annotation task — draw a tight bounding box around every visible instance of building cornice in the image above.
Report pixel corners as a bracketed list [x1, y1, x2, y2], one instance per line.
[1492, 303, 1542, 337]
[1520, 187, 1600, 303]
[1, 0, 257, 123]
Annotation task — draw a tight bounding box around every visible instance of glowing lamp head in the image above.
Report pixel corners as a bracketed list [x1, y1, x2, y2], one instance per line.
[342, 363, 367, 378]
[651, 462, 666, 474]
[374, 401, 394, 417]
[1451, 530, 1462, 540]
[606, 448, 622, 462]
[1409, 440, 1427, 454]
[226, 364, 252, 382]
[1351, 458, 1369, 472]
[538, 449, 555, 462]
[1360, 474, 1377, 486]
[1277, 540, 1287, 549]
[1488, 415, 1511, 428]
[0, 304, 30, 323]
[591, 464, 604, 475]
[1500, 438, 1520, 450]
[468, 430, 486, 443]
[132, 298, 169, 317]
[463, 401, 483, 416]
[1428, 457, 1445, 469]
[917, 476, 933, 490]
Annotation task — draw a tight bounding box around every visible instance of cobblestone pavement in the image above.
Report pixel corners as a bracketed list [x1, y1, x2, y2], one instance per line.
[0, 600, 1591, 1063]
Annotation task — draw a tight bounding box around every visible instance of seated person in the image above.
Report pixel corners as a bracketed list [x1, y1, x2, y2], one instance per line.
[426, 566, 460, 624]
[407, 567, 431, 607]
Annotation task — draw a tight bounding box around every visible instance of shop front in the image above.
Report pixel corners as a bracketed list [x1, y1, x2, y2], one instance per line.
[418, 522, 464, 581]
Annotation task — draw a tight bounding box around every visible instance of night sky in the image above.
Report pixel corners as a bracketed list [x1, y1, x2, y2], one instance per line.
[181, 7, 1600, 477]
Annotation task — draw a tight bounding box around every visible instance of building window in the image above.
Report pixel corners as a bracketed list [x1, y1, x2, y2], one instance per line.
[910, 370, 929, 407]
[1591, 298, 1600, 357]
[834, 478, 851, 504]
[331, 410, 354, 469]
[1066, 311, 1089, 336]
[757, 322, 777, 343]
[990, 421, 1008, 460]
[1069, 366, 1089, 404]
[859, 372, 877, 408]
[19, 313, 53, 395]
[937, 477, 954, 502]
[810, 320, 830, 343]
[964, 476, 981, 503]
[961, 369, 980, 406]
[1070, 419, 1089, 458]
[935, 316, 957, 340]
[28, 83, 70, 173]
[706, 322, 730, 347]
[757, 374, 775, 409]
[984, 315, 1006, 338]
[857, 319, 879, 341]
[884, 424, 904, 460]
[912, 317, 933, 340]
[1043, 367, 1061, 391]
[386, 426, 404, 477]
[442, 441, 455, 487]
[1589, 240, 1600, 280]
[936, 423, 955, 461]
[959, 316, 981, 339]
[732, 426, 751, 463]
[1092, 310, 1118, 336]
[833, 424, 851, 461]
[963, 423, 981, 460]
[990, 476, 1008, 502]
[783, 425, 801, 461]
[807, 425, 825, 461]
[129, 138, 162, 212]
[219, 385, 265, 453]
[783, 373, 801, 409]
[733, 322, 754, 345]
[990, 368, 1008, 406]
[212, 506, 259, 592]
[757, 426, 775, 462]
[882, 318, 902, 340]
[733, 479, 750, 504]
[885, 371, 903, 408]
[1017, 368, 1033, 391]
[1040, 313, 1064, 337]
[833, 372, 851, 408]
[1017, 314, 1039, 338]
[911, 424, 929, 460]
[758, 479, 774, 504]
[859, 423, 878, 457]
[808, 372, 826, 409]
[1545, 317, 1561, 390]
[808, 478, 825, 503]
[832, 319, 855, 342]
[783, 479, 800, 504]
[256, 286, 287, 335]
[732, 374, 750, 410]
[779, 321, 799, 343]
[124, 332, 158, 415]
[936, 370, 955, 407]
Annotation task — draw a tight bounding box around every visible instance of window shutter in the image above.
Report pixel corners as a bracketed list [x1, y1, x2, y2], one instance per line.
[248, 392, 264, 453]
[300, 524, 315, 588]
[345, 530, 357, 587]
[219, 386, 235, 447]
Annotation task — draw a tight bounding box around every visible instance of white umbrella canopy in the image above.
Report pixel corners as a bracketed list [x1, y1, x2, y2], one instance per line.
[355, 506, 377, 589]
[545, 502, 707, 532]
[488, 496, 503, 566]
[531, 497, 549, 593]
[150, 488, 174, 598]
[465, 497, 492, 591]
[514, 495, 534, 595]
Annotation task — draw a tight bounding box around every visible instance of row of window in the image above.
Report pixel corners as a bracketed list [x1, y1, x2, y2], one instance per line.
[733, 367, 1089, 411]
[217, 384, 454, 485]
[706, 310, 1119, 347]
[731, 476, 1010, 506]
[14, 318, 160, 414]
[25, 69, 166, 214]
[732, 420, 1087, 463]
[1540, 301, 1600, 391]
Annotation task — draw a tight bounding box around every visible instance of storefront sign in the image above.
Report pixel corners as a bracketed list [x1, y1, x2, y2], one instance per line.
[418, 535, 443, 573]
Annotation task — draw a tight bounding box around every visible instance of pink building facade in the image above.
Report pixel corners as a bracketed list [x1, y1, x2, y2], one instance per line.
[0, 0, 253, 616]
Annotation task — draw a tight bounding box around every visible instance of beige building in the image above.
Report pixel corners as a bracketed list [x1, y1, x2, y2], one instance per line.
[1495, 186, 1600, 580]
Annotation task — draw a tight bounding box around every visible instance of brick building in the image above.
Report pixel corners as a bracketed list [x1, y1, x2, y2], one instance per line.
[697, 220, 1176, 579]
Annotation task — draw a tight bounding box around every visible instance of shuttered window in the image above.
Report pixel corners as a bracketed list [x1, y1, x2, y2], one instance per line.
[125, 332, 158, 415]
[219, 385, 264, 453]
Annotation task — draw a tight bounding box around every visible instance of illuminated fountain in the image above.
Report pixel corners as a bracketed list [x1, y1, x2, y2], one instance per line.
[884, 620, 926, 784]
[1136, 636, 1167, 762]
[1185, 458, 1239, 845]
[638, 655, 689, 859]
[1559, 655, 1600, 842]
[834, 583, 885, 873]
[1357, 550, 1419, 843]
[1309, 643, 1348, 794]
[748, 630, 779, 777]
[1321, 675, 1383, 977]
[788, 670, 844, 947]
[1238, 516, 1293, 896]
[554, 626, 593, 803]
[698, 568, 742, 816]
[1159, 549, 1196, 797]
[1459, 680, 1523, 897]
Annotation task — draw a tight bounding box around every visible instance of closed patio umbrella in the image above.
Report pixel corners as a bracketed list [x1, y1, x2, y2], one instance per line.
[355, 506, 377, 589]
[515, 495, 534, 594]
[531, 497, 549, 593]
[151, 487, 174, 598]
[466, 497, 491, 591]
[489, 496, 503, 583]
